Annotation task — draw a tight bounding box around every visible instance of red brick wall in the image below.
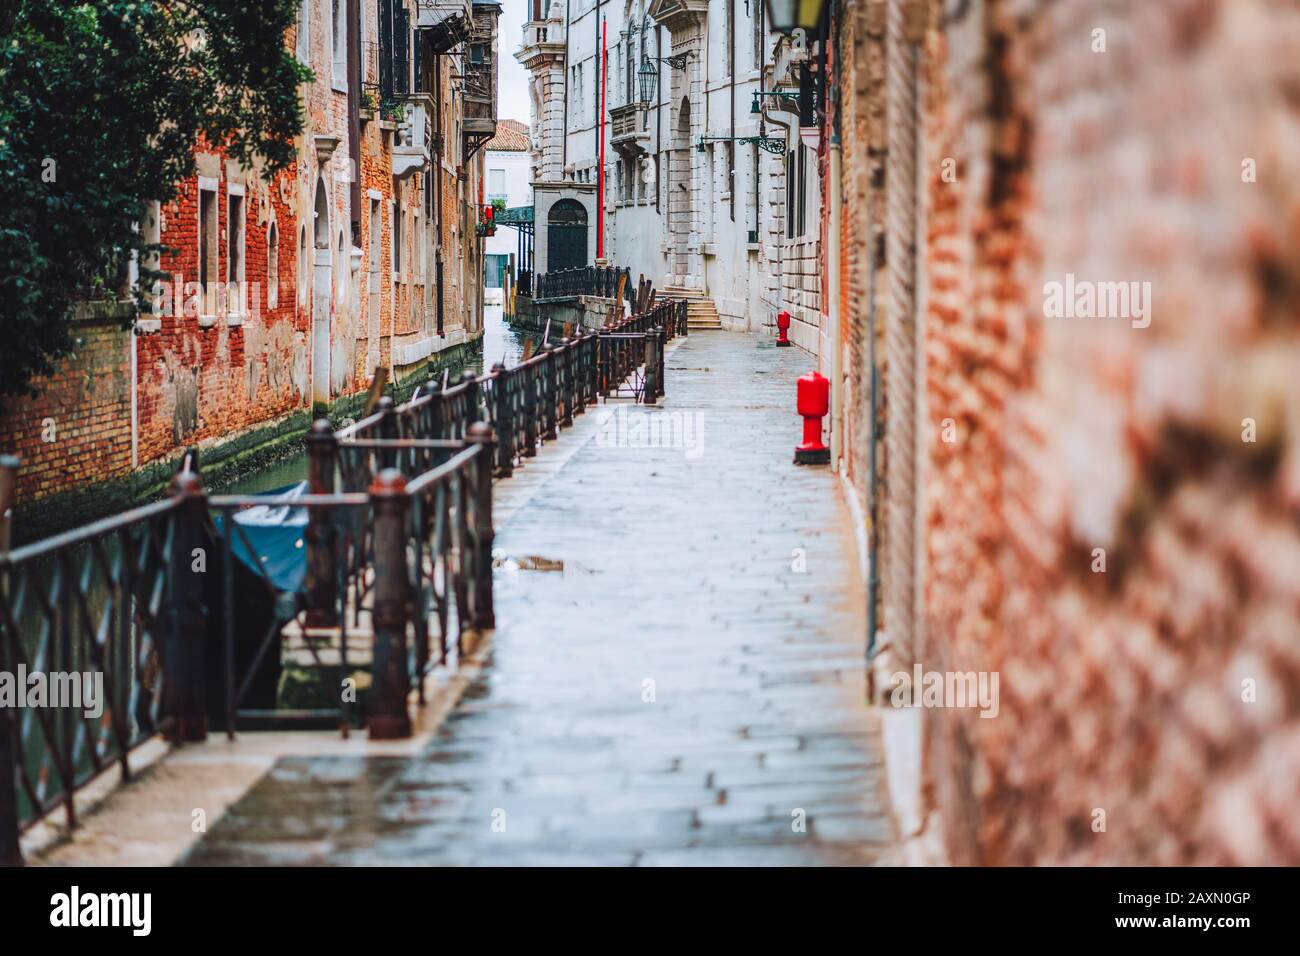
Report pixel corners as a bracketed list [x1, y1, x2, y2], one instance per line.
[897, 0, 1300, 864]
[0, 306, 133, 502]
[139, 157, 304, 465]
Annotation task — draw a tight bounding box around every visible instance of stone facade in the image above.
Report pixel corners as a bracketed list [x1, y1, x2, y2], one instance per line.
[517, 0, 784, 329]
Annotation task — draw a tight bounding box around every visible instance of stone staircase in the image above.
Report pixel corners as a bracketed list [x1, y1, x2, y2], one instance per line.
[660, 286, 723, 331]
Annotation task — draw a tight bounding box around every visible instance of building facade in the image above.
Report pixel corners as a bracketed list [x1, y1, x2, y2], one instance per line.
[0, 0, 499, 542]
[483, 119, 533, 295]
[518, 0, 803, 331]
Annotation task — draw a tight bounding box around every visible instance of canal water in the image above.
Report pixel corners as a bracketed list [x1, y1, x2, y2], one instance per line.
[212, 304, 537, 495]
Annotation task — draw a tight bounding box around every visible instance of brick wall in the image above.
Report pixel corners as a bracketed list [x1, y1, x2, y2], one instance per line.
[851, 0, 1300, 864]
[0, 305, 133, 504]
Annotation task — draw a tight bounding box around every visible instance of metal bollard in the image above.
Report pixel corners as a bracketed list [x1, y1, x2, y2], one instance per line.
[368, 469, 412, 740]
[165, 470, 209, 743]
[643, 329, 659, 406]
[304, 420, 339, 628]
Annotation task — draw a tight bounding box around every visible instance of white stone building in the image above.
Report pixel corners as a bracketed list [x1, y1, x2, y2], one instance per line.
[515, 0, 815, 333]
[483, 119, 533, 300]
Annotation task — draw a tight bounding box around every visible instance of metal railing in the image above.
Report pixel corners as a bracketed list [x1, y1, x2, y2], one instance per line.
[0, 277, 684, 863]
[533, 265, 633, 301]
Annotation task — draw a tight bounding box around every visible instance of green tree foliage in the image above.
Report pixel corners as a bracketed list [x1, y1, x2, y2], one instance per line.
[0, 1, 312, 395]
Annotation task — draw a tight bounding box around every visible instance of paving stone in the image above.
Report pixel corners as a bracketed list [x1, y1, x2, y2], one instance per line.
[185, 334, 895, 866]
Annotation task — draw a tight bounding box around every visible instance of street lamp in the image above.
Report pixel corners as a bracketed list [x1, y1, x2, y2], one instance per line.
[765, 0, 827, 33]
[638, 58, 658, 104]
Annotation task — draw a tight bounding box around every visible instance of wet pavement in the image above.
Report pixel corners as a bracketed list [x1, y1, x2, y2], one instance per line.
[184, 332, 893, 866]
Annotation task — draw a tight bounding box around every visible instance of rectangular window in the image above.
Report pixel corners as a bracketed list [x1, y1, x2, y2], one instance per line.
[489, 167, 506, 198]
[392, 201, 402, 274]
[332, 0, 347, 90]
[199, 183, 218, 314]
[227, 189, 246, 316]
[785, 150, 795, 239]
[798, 145, 807, 236]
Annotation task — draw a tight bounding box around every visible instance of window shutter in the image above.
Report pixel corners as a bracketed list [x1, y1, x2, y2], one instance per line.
[379, 0, 393, 100]
[395, 7, 410, 96]
[413, 30, 424, 93]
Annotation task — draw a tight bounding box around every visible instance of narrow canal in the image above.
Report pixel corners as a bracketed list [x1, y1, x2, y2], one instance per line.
[211, 304, 537, 495]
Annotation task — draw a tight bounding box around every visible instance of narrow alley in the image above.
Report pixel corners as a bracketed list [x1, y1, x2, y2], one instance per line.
[182, 333, 891, 865]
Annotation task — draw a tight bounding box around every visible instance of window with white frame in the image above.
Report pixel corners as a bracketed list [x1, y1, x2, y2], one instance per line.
[227, 185, 246, 316]
[332, 0, 347, 90]
[267, 221, 279, 309]
[297, 224, 309, 307]
[296, 0, 310, 64]
[198, 180, 218, 315]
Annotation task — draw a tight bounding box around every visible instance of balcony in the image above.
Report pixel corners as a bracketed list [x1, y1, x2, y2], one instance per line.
[416, 0, 472, 54]
[516, 18, 566, 72]
[393, 95, 433, 180]
[462, 2, 502, 161]
[610, 102, 650, 157]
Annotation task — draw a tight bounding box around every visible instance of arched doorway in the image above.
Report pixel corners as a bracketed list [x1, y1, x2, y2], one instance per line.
[312, 180, 332, 407]
[547, 199, 588, 272]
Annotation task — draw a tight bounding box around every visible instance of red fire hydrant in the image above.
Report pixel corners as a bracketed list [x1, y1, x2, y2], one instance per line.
[775, 310, 792, 347]
[795, 371, 831, 465]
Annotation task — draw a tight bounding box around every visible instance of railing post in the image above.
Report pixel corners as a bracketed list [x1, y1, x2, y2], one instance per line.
[491, 362, 514, 476]
[0, 700, 18, 866]
[585, 334, 599, 405]
[538, 345, 559, 440]
[560, 340, 575, 427]
[0, 454, 20, 866]
[461, 369, 481, 430]
[377, 395, 398, 468]
[368, 468, 412, 740]
[165, 469, 208, 744]
[567, 336, 583, 418]
[644, 327, 662, 405]
[304, 420, 339, 628]
[467, 422, 496, 631]
[522, 360, 539, 457]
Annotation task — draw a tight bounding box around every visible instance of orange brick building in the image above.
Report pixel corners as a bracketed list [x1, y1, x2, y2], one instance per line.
[818, 0, 1300, 864]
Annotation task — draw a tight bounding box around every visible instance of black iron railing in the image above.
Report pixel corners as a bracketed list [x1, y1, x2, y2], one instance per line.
[533, 265, 633, 301]
[0, 278, 684, 864]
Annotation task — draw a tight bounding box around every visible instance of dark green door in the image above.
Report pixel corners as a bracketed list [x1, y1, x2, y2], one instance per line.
[547, 199, 588, 272]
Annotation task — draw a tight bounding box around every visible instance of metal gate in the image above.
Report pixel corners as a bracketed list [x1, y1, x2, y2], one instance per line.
[547, 199, 588, 272]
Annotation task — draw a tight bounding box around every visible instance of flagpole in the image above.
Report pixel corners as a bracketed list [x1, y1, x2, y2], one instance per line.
[598, 17, 607, 261]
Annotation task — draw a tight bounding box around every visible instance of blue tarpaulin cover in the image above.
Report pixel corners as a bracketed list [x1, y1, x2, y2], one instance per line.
[213, 482, 309, 596]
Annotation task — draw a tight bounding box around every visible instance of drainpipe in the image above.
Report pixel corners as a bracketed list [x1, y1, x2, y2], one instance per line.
[827, 14, 843, 471]
[828, 133, 842, 471]
[562, 0, 570, 175]
[348, 0, 361, 237]
[728, 0, 735, 222]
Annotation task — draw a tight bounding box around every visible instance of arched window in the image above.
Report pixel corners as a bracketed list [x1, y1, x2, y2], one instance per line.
[336, 229, 348, 307]
[297, 224, 309, 307]
[267, 221, 279, 309]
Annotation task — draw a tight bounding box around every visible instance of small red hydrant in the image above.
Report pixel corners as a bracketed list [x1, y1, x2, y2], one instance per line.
[775, 310, 792, 347]
[795, 370, 831, 465]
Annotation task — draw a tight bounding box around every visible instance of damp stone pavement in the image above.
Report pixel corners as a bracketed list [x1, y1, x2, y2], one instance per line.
[183, 332, 895, 866]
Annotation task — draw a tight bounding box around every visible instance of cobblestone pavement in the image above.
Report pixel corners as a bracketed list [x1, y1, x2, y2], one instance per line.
[185, 332, 893, 866]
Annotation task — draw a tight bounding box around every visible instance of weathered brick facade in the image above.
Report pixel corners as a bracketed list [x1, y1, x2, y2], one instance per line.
[835, 0, 1300, 864]
[1, 3, 490, 540]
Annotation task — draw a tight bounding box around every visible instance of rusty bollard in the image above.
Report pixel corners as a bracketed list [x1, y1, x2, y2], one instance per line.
[165, 470, 209, 744]
[304, 420, 339, 628]
[368, 468, 412, 740]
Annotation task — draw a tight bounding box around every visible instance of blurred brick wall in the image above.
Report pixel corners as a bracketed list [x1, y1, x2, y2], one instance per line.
[906, 0, 1300, 864]
[0, 306, 133, 502]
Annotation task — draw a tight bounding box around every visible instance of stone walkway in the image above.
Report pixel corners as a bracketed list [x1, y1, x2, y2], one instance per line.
[184, 332, 893, 866]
